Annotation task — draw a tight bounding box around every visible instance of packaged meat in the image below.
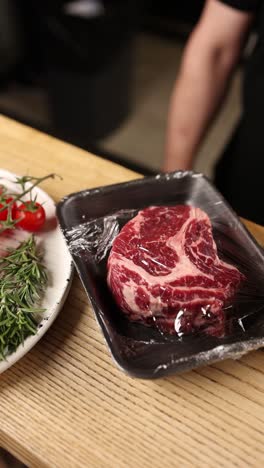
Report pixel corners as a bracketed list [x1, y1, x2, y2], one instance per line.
[107, 205, 244, 337]
[58, 171, 264, 377]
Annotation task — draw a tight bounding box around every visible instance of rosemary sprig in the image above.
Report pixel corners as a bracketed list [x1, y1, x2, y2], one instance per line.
[0, 236, 47, 359]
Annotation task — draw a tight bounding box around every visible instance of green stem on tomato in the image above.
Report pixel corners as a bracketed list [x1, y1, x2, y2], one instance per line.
[0, 173, 61, 232]
[12, 173, 59, 203]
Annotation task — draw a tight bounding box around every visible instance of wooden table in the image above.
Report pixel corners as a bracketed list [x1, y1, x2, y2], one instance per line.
[0, 115, 263, 468]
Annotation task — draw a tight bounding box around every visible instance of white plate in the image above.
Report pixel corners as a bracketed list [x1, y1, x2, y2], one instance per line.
[0, 169, 74, 373]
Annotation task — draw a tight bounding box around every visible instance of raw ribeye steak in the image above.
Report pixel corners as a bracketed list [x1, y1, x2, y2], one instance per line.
[107, 205, 244, 336]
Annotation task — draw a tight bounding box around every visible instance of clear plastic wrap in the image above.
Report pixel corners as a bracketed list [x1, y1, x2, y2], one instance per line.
[57, 171, 264, 378]
[66, 209, 137, 262]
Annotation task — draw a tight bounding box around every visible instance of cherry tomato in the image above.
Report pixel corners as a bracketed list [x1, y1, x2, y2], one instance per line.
[0, 197, 17, 221]
[13, 201, 46, 232]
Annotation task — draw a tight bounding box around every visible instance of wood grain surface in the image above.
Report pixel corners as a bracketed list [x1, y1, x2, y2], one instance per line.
[0, 115, 263, 468]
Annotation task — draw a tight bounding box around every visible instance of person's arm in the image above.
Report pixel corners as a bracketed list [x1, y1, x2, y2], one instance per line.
[163, 0, 253, 172]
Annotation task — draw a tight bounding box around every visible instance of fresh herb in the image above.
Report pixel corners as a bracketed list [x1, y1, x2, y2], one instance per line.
[0, 236, 47, 358]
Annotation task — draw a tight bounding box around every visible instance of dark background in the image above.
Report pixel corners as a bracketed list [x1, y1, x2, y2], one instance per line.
[0, 1, 206, 174]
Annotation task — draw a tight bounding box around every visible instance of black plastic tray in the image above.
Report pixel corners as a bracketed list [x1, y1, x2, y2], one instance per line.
[57, 171, 264, 378]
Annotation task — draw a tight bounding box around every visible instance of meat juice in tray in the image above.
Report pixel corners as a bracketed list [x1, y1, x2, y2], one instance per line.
[57, 172, 264, 378]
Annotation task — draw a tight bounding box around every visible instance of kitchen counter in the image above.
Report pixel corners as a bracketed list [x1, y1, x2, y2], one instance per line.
[0, 116, 263, 467]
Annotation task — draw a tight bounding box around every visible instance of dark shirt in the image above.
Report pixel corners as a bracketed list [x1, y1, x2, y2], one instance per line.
[218, 0, 260, 109]
[219, 0, 258, 12]
[214, 0, 264, 224]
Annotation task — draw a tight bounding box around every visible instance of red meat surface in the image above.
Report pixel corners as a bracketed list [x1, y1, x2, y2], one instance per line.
[107, 205, 244, 336]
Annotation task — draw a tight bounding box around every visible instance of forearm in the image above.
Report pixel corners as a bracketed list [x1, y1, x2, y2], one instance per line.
[163, 0, 253, 173]
[164, 37, 236, 172]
